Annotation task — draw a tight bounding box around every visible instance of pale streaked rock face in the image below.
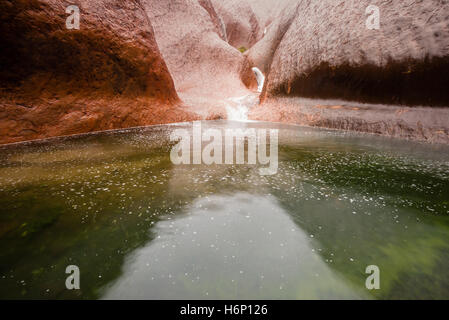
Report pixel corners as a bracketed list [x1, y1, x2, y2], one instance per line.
[244, 0, 449, 142]
[250, 0, 449, 106]
[211, 0, 261, 49]
[142, 0, 256, 102]
[210, 0, 294, 50]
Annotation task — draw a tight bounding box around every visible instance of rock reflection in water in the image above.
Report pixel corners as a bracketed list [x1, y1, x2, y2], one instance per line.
[102, 193, 364, 299]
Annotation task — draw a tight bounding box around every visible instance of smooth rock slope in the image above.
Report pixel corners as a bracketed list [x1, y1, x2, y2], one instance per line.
[142, 0, 258, 118]
[143, 0, 254, 97]
[211, 0, 295, 51]
[247, 0, 449, 143]
[211, 0, 261, 50]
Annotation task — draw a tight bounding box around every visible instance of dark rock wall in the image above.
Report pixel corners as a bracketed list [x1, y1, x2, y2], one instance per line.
[0, 0, 188, 144]
[0, 0, 178, 100]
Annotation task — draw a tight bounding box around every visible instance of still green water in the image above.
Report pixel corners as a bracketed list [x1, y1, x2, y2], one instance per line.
[0, 121, 448, 299]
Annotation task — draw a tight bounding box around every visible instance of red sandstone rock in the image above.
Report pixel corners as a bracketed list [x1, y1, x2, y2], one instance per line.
[256, 0, 449, 106]
[245, 0, 296, 30]
[142, 0, 256, 107]
[249, 96, 449, 144]
[198, 0, 227, 42]
[245, 1, 299, 75]
[245, 0, 449, 142]
[0, 0, 191, 145]
[211, 0, 261, 50]
[210, 0, 294, 50]
[3, 0, 447, 145]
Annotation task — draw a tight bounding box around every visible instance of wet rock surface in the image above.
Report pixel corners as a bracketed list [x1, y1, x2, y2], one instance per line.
[250, 97, 449, 144]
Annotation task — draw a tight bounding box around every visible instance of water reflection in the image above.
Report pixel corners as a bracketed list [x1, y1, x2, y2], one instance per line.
[0, 121, 448, 299]
[102, 193, 365, 299]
